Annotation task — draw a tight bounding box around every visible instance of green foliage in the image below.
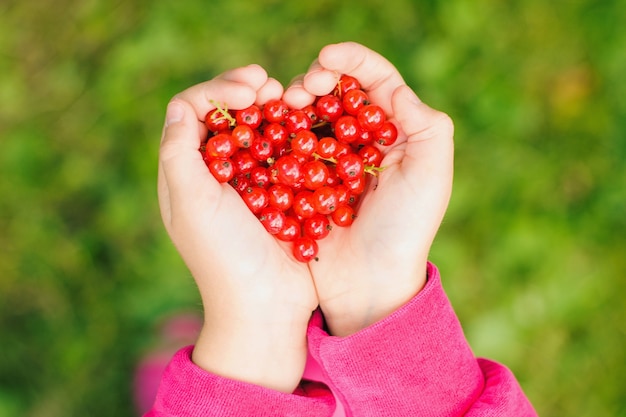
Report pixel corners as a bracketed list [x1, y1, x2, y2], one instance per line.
[1, 0, 624, 415]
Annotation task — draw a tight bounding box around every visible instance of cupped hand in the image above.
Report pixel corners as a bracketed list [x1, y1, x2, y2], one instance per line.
[158, 65, 317, 392]
[284, 42, 455, 336]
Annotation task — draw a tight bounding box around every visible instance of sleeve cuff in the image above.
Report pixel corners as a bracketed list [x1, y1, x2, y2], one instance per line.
[306, 262, 484, 416]
[145, 346, 335, 417]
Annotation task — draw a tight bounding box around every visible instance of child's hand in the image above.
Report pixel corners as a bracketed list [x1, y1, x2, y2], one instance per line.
[158, 65, 318, 392]
[284, 42, 455, 336]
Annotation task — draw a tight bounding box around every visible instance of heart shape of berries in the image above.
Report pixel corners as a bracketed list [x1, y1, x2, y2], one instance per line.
[200, 74, 398, 262]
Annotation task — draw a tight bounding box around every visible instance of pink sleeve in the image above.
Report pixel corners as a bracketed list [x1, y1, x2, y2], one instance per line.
[144, 345, 335, 417]
[306, 262, 538, 417]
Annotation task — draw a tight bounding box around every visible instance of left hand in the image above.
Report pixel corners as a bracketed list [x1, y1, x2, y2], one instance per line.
[283, 42, 455, 336]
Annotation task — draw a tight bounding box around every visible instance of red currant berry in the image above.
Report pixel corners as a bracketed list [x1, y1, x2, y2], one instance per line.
[206, 158, 235, 183]
[301, 104, 319, 124]
[302, 160, 330, 190]
[292, 191, 316, 219]
[334, 141, 351, 159]
[317, 136, 339, 159]
[303, 213, 332, 240]
[263, 122, 289, 146]
[312, 186, 338, 215]
[267, 183, 294, 211]
[249, 166, 271, 188]
[315, 94, 343, 123]
[205, 107, 233, 132]
[276, 216, 301, 242]
[342, 89, 369, 116]
[336, 153, 365, 181]
[285, 109, 312, 135]
[250, 136, 274, 162]
[374, 120, 398, 146]
[291, 130, 318, 157]
[262, 99, 289, 123]
[231, 125, 254, 148]
[258, 206, 286, 235]
[231, 149, 260, 175]
[230, 174, 251, 194]
[357, 104, 385, 131]
[242, 186, 269, 214]
[334, 115, 361, 144]
[205, 133, 236, 159]
[293, 236, 318, 262]
[359, 144, 384, 167]
[331, 204, 355, 227]
[333, 74, 361, 97]
[344, 174, 367, 195]
[334, 183, 353, 206]
[274, 155, 303, 187]
[236, 105, 263, 129]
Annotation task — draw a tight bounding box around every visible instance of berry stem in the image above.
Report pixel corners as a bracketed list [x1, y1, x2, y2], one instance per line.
[209, 100, 237, 127]
[312, 153, 385, 177]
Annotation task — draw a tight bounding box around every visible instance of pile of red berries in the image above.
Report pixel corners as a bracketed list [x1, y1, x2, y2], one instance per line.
[200, 74, 397, 262]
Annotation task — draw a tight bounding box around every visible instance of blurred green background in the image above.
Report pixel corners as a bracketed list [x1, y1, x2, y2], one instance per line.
[1, 0, 624, 415]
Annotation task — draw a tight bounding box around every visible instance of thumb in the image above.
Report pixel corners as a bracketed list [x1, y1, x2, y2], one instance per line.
[391, 84, 454, 210]
[391, 85, 454, 178]
[158, 99, 216, 223]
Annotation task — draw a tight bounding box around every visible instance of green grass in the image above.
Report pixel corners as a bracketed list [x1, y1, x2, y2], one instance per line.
[1, 0, 625, 415]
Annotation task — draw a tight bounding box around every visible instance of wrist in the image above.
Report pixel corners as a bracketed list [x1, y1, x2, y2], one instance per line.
[192, 315, 310, 393]
[321, 262, 428, 337]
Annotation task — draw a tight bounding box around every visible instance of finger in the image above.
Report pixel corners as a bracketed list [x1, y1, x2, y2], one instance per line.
[255, 77, 284, 106]
[158, 99, 217, 225]
[300, 58, 339, 97]
[304, 42, 405, 112]
[282, 74, 316, 109]
[176, 65, 269, 120]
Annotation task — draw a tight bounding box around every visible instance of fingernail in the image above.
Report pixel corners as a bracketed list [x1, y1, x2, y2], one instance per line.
[165, 101, 185, 126]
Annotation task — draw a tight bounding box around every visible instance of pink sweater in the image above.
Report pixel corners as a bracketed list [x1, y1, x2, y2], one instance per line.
[145, 263, 538, 416]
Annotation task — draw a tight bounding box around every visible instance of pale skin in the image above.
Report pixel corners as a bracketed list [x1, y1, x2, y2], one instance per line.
[158, 42, 454, 393]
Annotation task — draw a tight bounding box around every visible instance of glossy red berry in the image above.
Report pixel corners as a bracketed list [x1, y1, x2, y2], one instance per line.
[292, 236, 318, 262]
[342, 89, 369, 116]
[292, 191, 316, 219]
[333, 74, 361, 97]
[334, 115, 361, 144]
[274, 155, 303, 187]
[205, 107, 233, 132]
[331, 204, 355, 227]
[302, 160, 330, 190]
[267, 183, 294, 211]
[250, 136, 274, 162]
[336, 153, 365, 181]
[276, 216, 301, 242]
[206, 158, 235, 183]
[291, 130, 318, 157]
[312, 186, 338, 215]
[263, 99, 289, 123]
[205, 133, 236, 159]
[231, 125, 254, 148]
[285, 109, 312, 135]
[374, 120, 398, 146]
[359, 144, 384, 167]
[236, 105, 263, 129]
[316, 94, 343, 123]
[357, 104, 385, 131]
[303, 214, 332, 240]
[231, 149, 260, 175]
[258, 206, 286, 235]
[241, 186, 269, 214]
